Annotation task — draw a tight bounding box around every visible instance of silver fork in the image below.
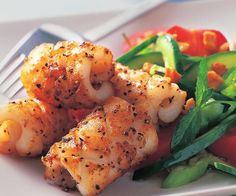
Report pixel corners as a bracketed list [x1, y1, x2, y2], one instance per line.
[0, 23, 83, 100]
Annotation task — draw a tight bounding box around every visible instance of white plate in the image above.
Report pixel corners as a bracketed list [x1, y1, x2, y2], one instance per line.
[1, 0, 236, 195]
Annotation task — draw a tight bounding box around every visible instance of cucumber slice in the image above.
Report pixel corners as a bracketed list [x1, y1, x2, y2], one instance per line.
[207, 51, 236, 68]
[220, 67, 236, 98]
[179, 63, 198, 97]
[221, 85, 236, 98]
[124, 52, 164, 70]
[181, 51, 236, 91]
[181, 54, 203, 65]
[116, 35, 158, 64]
[156, 35, 183, 73]
[201, 99, 224, 128]
[149, 64, 165, 75]
[214, 162, 236, 176]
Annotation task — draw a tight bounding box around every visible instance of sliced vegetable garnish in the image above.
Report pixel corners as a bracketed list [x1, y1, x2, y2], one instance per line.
[164, 68, 182, 83]
[201, 99, 224, 123]
[161, 152, 219, 188]
[213, 162, 236, 176]
[171, 58, 212, 151]
[167, 25, 229, 56]
[116, 35, 158, 64]
[181, 54, 203, 64]
[207, 70, 224, 90]
[221, 85, 236, 99]
[222, 67, 236, 87]
[124, 52, 164, 69]
[209, 127, 236, 166]
[172, 51, 236, 150]
[149, 64, 165, 75]
[179, 51, 236, 93]
[117, 26, 236, 186]
[171, 107, 202, 151]
[156, 34, 183, 73]
[195, 59, 212, 105]
[133, 113, 236, 180]
[121, 28, 165, 53]
[220, 67, 236, 98]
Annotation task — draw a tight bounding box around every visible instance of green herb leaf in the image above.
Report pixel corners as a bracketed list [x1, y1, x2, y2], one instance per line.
[133, 113, 236, 180]
[195, 58, 211, 105]
[171, 58, 214, 151]
[171, 107, 201, 151]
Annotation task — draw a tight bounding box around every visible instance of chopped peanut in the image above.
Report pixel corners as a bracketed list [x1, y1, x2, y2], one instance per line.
[178, 42, 190, 52]
[182, 98, 196, 114]
[211, 63, 228, 76]
[144, 31, 155, 38]
[203, 31, 217, 51]
[152, 74, 172, 83]
[142, 62, 153, 73]
[165, 68, 182, 83]
[208, 70, 224, 90]
[170, 33, 178, 39]
[219, 42, 229, 52]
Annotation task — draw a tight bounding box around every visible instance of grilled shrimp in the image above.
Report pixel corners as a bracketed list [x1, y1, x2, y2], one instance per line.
[42, 96, 158, 195]
[21, 41, 114, 108]
[111, 64, 187, 123]
[0, 98, 73, 156]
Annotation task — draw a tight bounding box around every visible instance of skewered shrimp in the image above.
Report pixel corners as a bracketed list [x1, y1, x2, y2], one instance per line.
[21, 41, 114, 108]
[111, 63, 187, 123]
[0, 98, 74, 156]
[42, 96, 158, 195]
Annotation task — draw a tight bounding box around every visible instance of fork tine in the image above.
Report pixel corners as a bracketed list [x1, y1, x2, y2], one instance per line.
[0, 24, 84, 100]
[11, 86, 26, 100]
[0, 29, 36, 72]
[0, 28, 63, 72]
[0, 93, 9, 103]
[0, 65, 22, 93]
[5, 79, 24, 99]
[0, 54, 25, 85]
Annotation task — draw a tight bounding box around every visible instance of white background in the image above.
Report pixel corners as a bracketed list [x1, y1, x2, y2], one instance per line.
[0, 0, 144, 23]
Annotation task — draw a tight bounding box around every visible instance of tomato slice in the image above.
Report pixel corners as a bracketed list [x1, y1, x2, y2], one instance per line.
[142, 121, 177, 167]
[122, 25, 229, 57]
[167, 25, 229, 56]
[209, 127, 236, 166]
